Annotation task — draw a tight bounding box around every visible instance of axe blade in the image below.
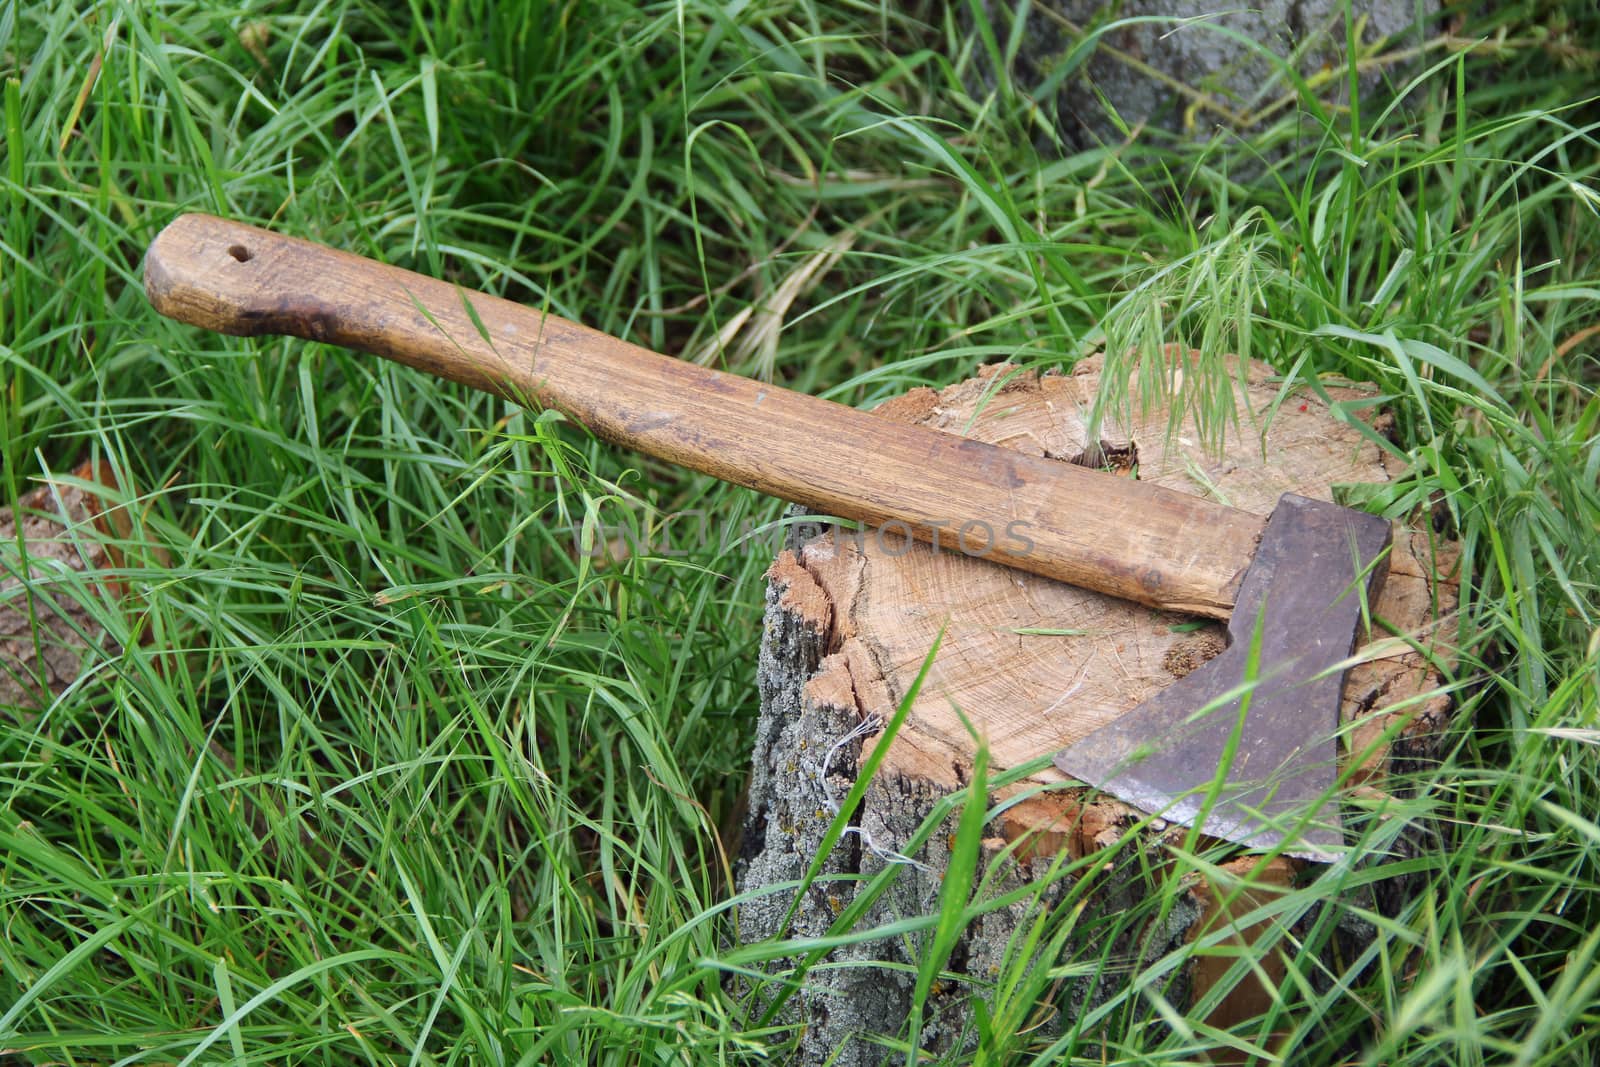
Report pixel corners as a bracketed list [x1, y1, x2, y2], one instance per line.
[1052, 494, 1392, 862]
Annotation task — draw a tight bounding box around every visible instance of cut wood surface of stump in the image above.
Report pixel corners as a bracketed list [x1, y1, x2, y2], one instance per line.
[737, 354, 1460, 1064]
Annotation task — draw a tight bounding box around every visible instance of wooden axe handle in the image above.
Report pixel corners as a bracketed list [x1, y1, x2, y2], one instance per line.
[144, 213, 1264, 617]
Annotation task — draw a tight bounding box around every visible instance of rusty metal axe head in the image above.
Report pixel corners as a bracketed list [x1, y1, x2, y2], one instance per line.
[1052, 494, 1392, 863]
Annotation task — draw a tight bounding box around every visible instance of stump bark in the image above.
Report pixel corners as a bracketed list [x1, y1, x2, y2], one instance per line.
[736, 355, 1460, 1063]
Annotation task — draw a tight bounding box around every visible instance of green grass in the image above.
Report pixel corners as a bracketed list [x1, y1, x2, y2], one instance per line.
[2, 0, 1598, 1062]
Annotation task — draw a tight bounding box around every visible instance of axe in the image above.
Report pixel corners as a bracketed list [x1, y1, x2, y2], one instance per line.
[144, 214, 1391, 862]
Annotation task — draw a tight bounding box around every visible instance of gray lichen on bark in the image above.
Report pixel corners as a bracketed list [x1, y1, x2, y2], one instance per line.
[740, 530, 918, 1065]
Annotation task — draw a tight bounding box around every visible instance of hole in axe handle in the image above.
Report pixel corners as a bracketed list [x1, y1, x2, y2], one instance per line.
[227, 244, 251, 263]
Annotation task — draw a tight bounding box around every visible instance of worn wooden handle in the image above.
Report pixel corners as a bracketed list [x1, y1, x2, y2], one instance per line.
[144, 213, 1264, 617]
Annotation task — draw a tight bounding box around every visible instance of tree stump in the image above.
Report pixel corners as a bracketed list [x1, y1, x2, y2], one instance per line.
[998, 1, 1436, 145]
[736, 356, 1460, 1063]
[1, 461, 132, 711]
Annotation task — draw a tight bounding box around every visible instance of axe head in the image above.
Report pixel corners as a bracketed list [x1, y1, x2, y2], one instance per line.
[1053, 494, 1392, 862]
